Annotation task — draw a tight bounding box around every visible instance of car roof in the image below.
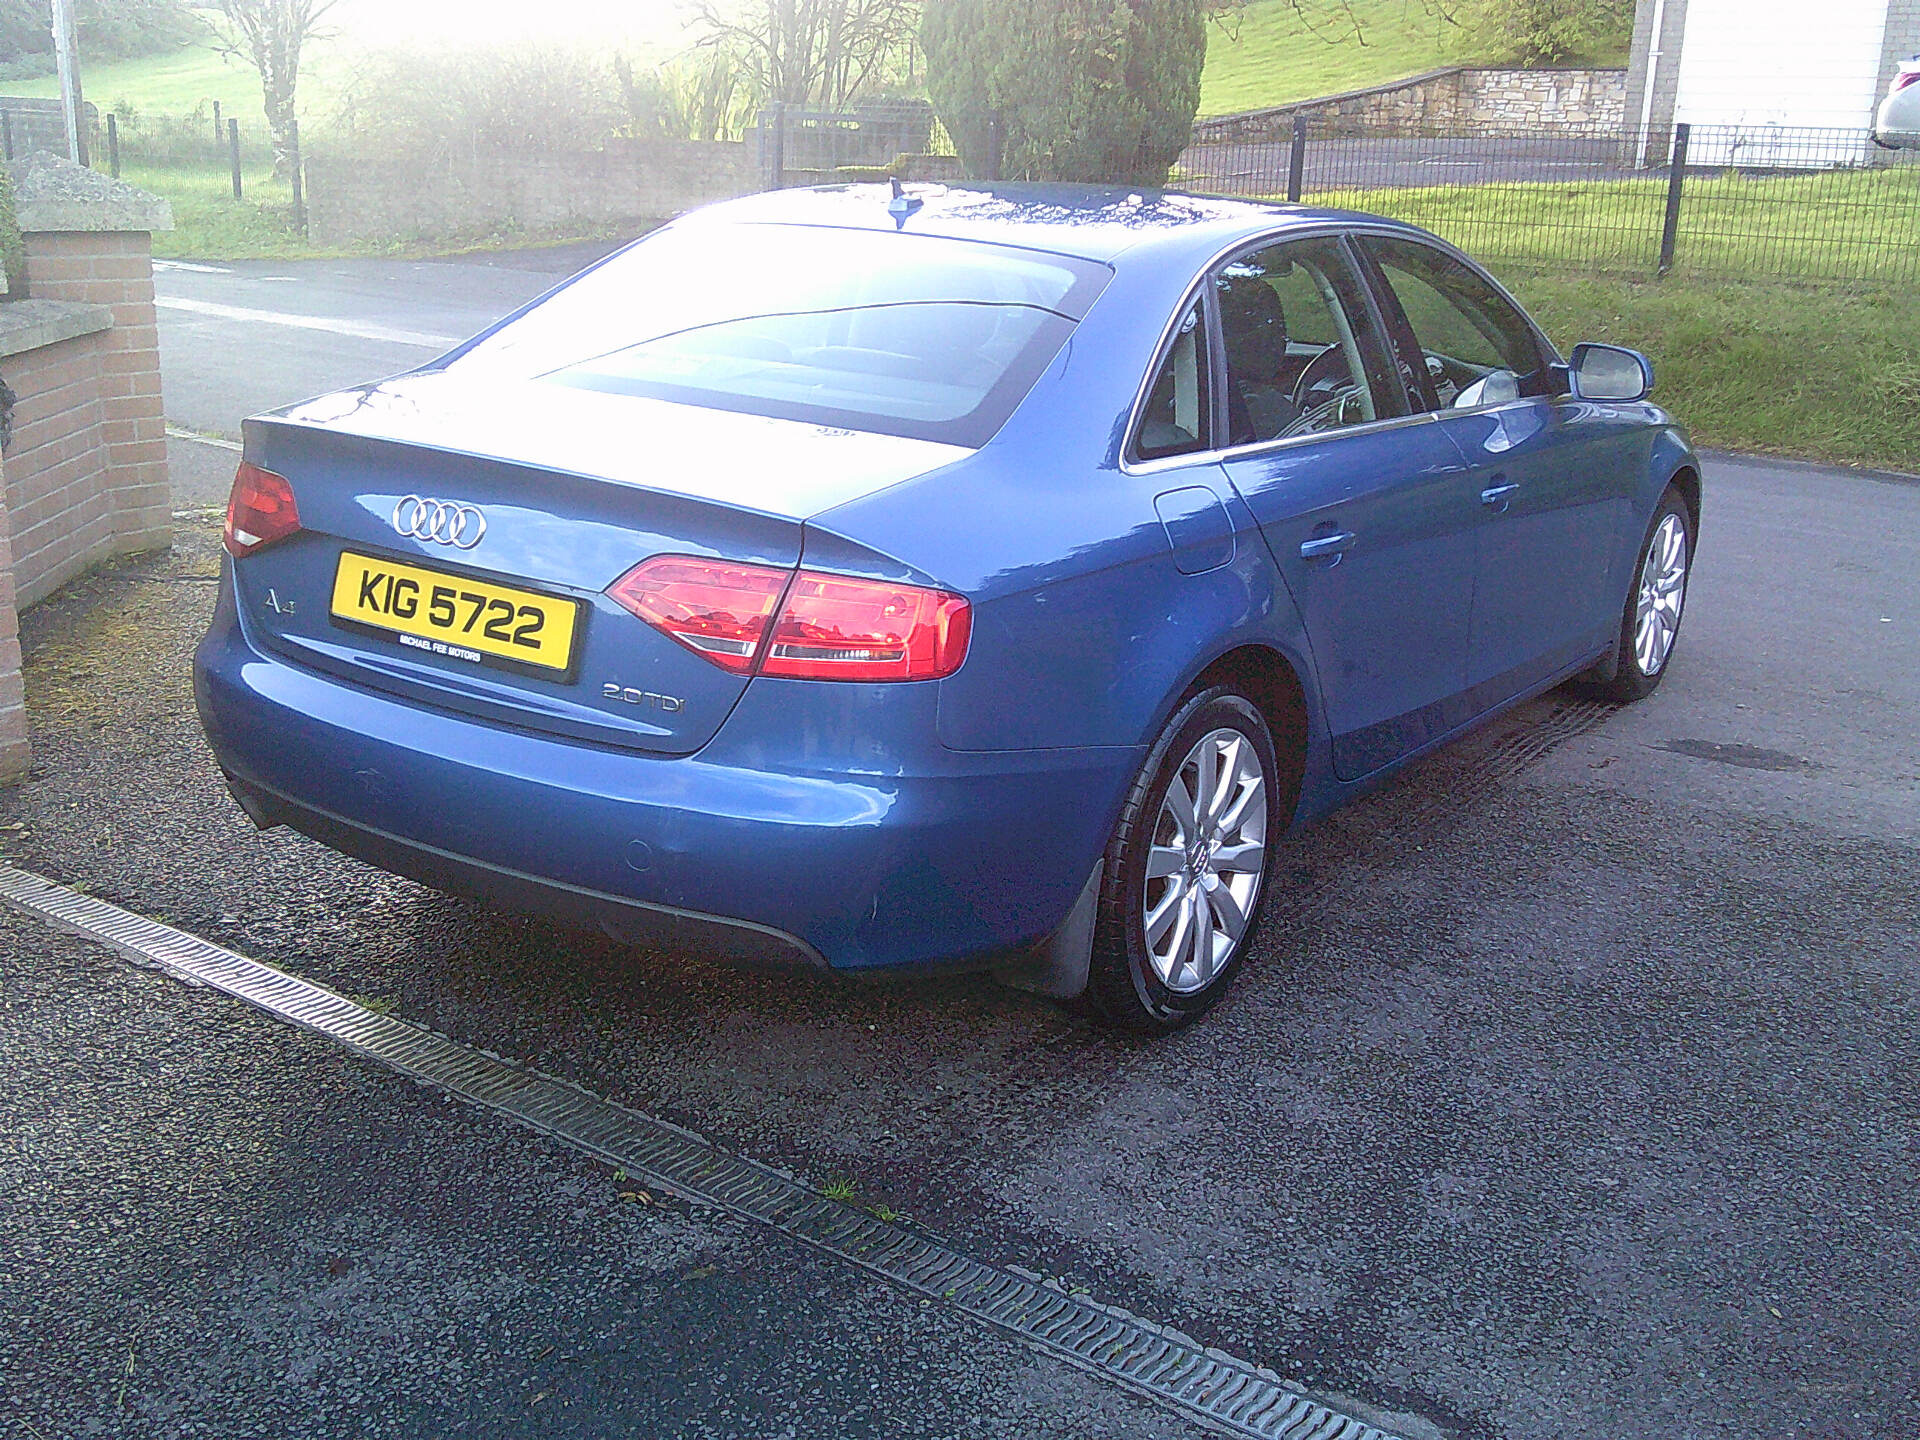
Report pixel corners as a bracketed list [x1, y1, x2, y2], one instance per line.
[672, 182, 1429, 270]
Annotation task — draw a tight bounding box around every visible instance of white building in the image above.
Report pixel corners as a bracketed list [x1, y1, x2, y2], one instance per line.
[1625, 0, 1920, 163]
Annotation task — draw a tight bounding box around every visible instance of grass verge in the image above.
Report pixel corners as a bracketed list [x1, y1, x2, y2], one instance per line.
[126, 164, 316, 261]
[1510, 273, 1920, 473]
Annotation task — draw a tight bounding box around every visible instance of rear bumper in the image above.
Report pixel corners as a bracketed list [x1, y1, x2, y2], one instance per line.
[193, 574, 1137, 974]
[223, 774, 833, 972]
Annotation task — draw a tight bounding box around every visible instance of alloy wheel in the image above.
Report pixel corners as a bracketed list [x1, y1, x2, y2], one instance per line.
[1633, 512, 1689, 676]
[1142, 727, 1268, 993]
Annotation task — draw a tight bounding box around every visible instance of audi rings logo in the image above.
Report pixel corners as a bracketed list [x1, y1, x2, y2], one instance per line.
[391, 495, 487, 550]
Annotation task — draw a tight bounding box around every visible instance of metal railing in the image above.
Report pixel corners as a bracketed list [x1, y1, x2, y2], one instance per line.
[1177, 118, 1920, 286]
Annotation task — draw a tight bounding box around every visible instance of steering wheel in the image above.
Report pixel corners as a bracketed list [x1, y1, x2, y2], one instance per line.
[1279, 385, 1367, 440]
[1291, 344, 1349, 412]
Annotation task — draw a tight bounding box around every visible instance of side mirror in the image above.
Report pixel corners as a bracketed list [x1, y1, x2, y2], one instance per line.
[1569, 343, 1654, 403]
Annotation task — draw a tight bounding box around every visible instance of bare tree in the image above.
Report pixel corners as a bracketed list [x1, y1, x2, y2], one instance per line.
[213, 0, 337, 178]
[688, 0, 919, 110]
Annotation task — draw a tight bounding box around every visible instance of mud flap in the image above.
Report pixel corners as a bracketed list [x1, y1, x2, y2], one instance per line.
[994, 859, 1102, 999]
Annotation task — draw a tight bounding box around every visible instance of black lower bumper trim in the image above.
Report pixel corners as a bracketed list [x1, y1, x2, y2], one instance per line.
[226, 776, 829, 974]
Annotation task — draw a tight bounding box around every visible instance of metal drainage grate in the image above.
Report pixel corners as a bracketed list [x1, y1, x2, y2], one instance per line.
[0, 864, 1413, 1440]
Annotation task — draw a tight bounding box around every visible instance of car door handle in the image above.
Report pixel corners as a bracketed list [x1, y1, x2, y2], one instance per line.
[1299, 531, 1356, 563]
[1480, 482, 1520, 511]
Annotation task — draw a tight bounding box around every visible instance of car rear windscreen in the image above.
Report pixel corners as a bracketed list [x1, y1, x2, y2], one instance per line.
[442, 222, 1113, 448]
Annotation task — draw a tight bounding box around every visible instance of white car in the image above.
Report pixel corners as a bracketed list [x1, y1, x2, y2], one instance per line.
[1875, 57, 1920, 149]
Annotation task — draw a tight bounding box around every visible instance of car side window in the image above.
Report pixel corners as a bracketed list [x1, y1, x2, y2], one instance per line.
[1215, 236, 1402, 448]
[1358, 236, 1549, 410]
[1133, 298, 1212, 462]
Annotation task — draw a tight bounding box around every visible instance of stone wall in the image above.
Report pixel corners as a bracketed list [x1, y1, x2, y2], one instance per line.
[1193, 67, 1629, 142]
[306, 139, 761, 247]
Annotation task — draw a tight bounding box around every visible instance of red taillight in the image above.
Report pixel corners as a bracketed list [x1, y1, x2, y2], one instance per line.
[1897, 69, 1920, 93]
[606, 555, 789, 674]
[607, 555, 971, 682]
[762, 571, 971, 681]
[223, 462, 301, 558]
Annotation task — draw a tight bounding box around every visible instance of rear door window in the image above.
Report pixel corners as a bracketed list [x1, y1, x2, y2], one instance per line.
[1215, 235, 1404, 447]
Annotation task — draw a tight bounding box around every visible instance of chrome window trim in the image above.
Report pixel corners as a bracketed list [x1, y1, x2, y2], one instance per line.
[1118, 220, 1440, 478]
[1124, 409, 1445, 477]
[1216, 408, 1442, 463]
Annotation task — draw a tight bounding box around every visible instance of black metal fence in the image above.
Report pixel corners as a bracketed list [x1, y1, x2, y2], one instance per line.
[757, 104, 1919, 289]
[1179, 119, 1920, 287]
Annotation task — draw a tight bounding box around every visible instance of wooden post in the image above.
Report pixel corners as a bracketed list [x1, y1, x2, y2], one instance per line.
[229, 117, 244, 199]
[106, 112, 120, 178]
[213, 99, 222, 147]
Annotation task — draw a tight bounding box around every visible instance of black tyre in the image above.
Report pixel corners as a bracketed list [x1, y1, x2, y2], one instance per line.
[1087, 686, 1279, 1034]
[1580, 485, 1693, 704]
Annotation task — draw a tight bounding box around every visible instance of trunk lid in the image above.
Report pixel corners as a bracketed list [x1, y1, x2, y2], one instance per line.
[232, 375, 971, 755]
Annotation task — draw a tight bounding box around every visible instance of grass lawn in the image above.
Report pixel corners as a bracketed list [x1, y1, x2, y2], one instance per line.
[1196, 0, 1626, 117]
[1512, 274, 1920, 473]
[6, 43, 344, 131]
[1200, 0, 1455, 116]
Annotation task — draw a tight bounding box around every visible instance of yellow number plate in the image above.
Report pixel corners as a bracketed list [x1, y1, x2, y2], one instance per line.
[330, 552, 580, 675]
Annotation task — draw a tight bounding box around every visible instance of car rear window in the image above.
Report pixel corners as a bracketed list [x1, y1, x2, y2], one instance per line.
[442, 222, 1112, 448]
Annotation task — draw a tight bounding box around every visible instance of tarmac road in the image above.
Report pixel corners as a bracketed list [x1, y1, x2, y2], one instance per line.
[0, 253, 1914, 1439]
[154, 243, 626, 440]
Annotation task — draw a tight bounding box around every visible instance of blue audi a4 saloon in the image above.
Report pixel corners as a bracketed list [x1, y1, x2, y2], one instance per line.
[194, 183, 1699, 1033]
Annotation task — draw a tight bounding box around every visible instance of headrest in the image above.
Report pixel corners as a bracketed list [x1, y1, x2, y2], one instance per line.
[1218, 278, 1288, 383]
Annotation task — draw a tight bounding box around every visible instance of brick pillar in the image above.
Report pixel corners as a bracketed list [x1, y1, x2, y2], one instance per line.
[0, 451, 28, 784]
[21, 229, 169, 558]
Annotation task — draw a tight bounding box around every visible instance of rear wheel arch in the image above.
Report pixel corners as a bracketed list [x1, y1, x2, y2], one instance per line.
[1182, 644, 1310, 830]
